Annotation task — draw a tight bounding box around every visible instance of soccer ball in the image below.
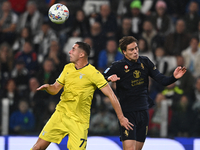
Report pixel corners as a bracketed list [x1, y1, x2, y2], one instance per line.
[48, 3, 69, 24]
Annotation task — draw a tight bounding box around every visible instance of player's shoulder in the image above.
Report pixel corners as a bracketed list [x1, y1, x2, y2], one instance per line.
[64, 63, 74, 68]
[87, 64, 104, 78]
[139, 56, 152, 63]
[111, 59, 126, 66]
[87, 64, 101, 73]
[139, 56, 150, 60]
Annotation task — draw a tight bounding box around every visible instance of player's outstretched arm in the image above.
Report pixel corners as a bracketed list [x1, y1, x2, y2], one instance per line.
[173, 66, 187, 79]
[101, 84, 133, 130]
[37, 81, 63, 95]
[107, 74, 120, 82]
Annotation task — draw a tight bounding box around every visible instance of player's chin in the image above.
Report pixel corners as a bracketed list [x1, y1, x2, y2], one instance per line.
[69, 58, 74, 63]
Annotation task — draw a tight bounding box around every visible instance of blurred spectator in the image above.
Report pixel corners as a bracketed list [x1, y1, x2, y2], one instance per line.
[167, 0, 191, 20]
[9, 99, 35, 135]
[169, 95, 194, 137]
[36, 58, 58, 85]
[193, 20, 200, 47]
[154, 47, 176, 75]
[116, 17, 139, 43]
[83, 37, 96, 67]
[40, 100, 56, 128]
[123, 0, 146, 35]
[11, 59, 29, 96]
[8, 0, 28, 15]
[161, 82, 184, 100]
[0, 1, 18, 45]
[89, 104, 118, 135]
[89, 22, 107, 60]
[140, 20, 164, 51]
[148, 92, 173, 137]
[98, 39, 123, 73]
[24, 77, 49, 131]
[45, 40, 68, 73]
[33, 22, 58, 63]
[14, 40, 38, 76]
[191, 77, 200, 136]
[164, 19, 190, 55]
[17, 1, 43, 36]
[12, 26, 32, 54]
[95, 4, 118, 38]
[183, 1, 200, 36]
[0, 79, 20, 115]
[0, 42, 13, 87]
[138, 37, 154, 62]
[173, 55, 195, 95]
[48, 1, 73, 50]
[68, 9, 90, 38]
[181, 36, 200, 78]
[150, 0, 174, 36]
[192, 77, 200, 111]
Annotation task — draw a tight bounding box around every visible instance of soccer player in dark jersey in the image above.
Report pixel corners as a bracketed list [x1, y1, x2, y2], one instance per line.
[103, 36, 186, 150]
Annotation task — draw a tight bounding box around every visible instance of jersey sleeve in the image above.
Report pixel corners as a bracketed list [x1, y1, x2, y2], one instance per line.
[91, 70, 108, 89]
[103, 63, 118, 80]
[147, 57, 177, 86]
[56, 65, 67, 85]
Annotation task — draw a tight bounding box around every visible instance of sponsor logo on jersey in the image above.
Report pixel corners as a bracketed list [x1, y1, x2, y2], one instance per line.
[133, 70, 141, 78]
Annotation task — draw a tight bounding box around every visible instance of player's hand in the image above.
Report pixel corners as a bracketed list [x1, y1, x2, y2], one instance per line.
[173, 66, 187, 79]
[108, 74, 120, 82]
[36, 84, 49, 91]
[119, 117, 134, 130]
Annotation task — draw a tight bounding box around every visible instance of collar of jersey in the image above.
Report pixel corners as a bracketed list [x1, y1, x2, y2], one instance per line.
[75, 63, 89, 70]
[123, 56, 141, 66]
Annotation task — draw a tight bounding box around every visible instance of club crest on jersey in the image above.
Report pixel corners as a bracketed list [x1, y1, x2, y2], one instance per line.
[124, 65, 130, 73]
[79, 73, 85, 79]
[133, 70, 141, 78]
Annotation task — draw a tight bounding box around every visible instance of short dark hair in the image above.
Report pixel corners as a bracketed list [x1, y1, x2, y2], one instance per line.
[76, 41, 91, 56]
[119, 36, 138, 53]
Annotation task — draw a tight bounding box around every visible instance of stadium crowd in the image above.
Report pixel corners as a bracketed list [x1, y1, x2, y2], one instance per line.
[0, 0, 200, 138]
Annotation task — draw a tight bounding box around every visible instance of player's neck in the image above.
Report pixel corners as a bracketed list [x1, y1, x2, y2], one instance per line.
[75, 59, 89, 70]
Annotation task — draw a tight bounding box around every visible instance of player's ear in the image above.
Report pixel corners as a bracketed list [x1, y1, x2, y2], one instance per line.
[122, 50, 126, 55]
[80, 52, 85, 58]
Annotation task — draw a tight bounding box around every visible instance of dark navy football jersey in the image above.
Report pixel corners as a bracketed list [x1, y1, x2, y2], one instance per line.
[103, 56, 177, 112]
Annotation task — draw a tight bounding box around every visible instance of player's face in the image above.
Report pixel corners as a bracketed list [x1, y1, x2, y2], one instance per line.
[123, 42, 139, 62]
[69, 44, 82, 63]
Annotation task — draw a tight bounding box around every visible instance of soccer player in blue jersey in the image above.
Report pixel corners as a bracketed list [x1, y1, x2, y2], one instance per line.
[103, 36, 187, 150]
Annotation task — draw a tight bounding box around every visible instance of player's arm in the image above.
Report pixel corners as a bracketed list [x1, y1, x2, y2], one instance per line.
[100, 84, 133, 130]
[147, 57, 186, 86]
[37, 81, 63, 95]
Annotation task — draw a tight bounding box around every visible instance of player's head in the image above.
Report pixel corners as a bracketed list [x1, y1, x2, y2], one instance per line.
[119, 36, 139, 62]
[69, 41, 91, 63]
